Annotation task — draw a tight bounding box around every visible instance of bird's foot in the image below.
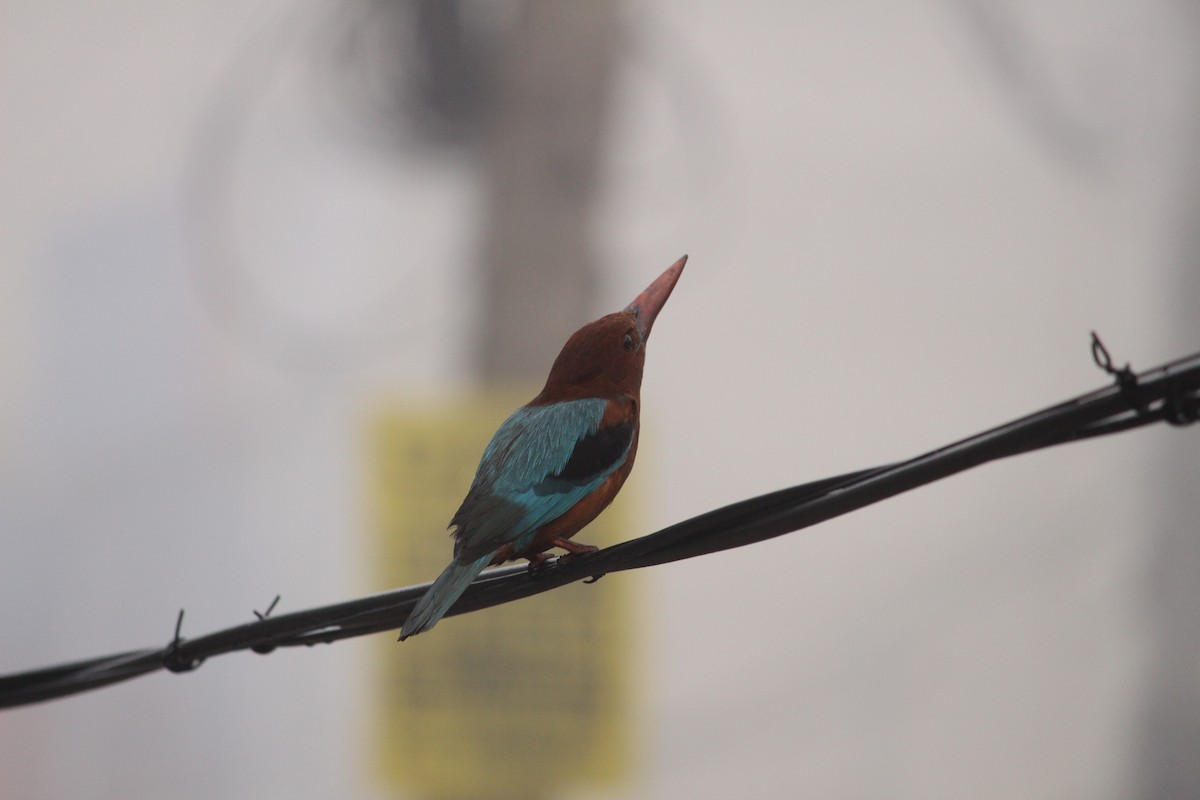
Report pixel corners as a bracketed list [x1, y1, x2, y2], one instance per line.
[551, 538, 599, 558]
[526, 551, 554, 580]
[527, 540, 600, 581]
[551, 538, 606, 582]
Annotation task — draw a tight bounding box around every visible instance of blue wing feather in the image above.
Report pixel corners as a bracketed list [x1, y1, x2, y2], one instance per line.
[402, 398, 632, 638]
[452, 399, 630, 559]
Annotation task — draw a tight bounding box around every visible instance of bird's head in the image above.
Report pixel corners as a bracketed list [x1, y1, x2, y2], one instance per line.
[536, 255, 686, 402]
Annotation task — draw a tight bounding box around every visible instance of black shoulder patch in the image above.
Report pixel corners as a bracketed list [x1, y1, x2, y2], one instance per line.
[550, 420, 635, 484]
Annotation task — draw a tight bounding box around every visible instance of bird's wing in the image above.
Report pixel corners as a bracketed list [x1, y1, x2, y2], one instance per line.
[452, 398, 635, 560]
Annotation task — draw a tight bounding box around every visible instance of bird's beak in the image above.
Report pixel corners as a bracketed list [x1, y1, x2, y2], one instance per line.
[625, 254, 687, 341]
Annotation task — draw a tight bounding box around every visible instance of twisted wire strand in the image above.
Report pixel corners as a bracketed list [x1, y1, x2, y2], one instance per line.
[2, 345, 1197, 710]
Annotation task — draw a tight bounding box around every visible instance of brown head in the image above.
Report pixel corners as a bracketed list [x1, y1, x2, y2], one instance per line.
[532, 255, 686, 404]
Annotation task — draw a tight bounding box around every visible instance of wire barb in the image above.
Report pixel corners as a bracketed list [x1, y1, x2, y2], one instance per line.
[1090, 331, 1143, 412]
[163, 609, 204, 674]
[250, 595, 283, 654]
[253, 595, 281, 621]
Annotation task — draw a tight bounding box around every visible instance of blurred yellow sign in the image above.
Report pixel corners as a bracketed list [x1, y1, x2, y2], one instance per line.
[368, 394, 632, 798]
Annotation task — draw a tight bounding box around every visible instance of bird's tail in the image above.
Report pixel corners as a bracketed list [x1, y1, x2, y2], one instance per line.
[399, 553, 494, 640]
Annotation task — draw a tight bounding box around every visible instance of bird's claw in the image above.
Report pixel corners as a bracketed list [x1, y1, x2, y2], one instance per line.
[526, 553, 554, 580]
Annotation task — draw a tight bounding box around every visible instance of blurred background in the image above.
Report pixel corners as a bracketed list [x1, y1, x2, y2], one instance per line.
[2, 1, 1198, 797]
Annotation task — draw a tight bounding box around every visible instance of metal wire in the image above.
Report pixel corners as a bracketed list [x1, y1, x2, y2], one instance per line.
[2, 341, 1197, 710]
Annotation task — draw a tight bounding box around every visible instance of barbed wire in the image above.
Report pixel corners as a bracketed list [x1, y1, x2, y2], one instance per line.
[2, 334, 1197, 710]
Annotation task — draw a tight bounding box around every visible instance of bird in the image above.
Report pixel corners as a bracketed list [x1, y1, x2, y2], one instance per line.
[399, 255, 687, 640]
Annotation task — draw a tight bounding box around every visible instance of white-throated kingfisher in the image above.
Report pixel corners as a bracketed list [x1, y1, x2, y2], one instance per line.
[399, 256, 686, 639]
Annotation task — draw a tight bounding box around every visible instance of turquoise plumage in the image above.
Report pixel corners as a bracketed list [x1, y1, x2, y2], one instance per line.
[400, 256, 686, 639]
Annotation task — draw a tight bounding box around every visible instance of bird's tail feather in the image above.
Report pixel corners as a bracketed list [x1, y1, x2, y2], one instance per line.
[399, 553, 494, 640]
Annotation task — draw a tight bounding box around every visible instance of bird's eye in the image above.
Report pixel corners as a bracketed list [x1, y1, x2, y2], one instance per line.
[622, 332, 635, 351]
